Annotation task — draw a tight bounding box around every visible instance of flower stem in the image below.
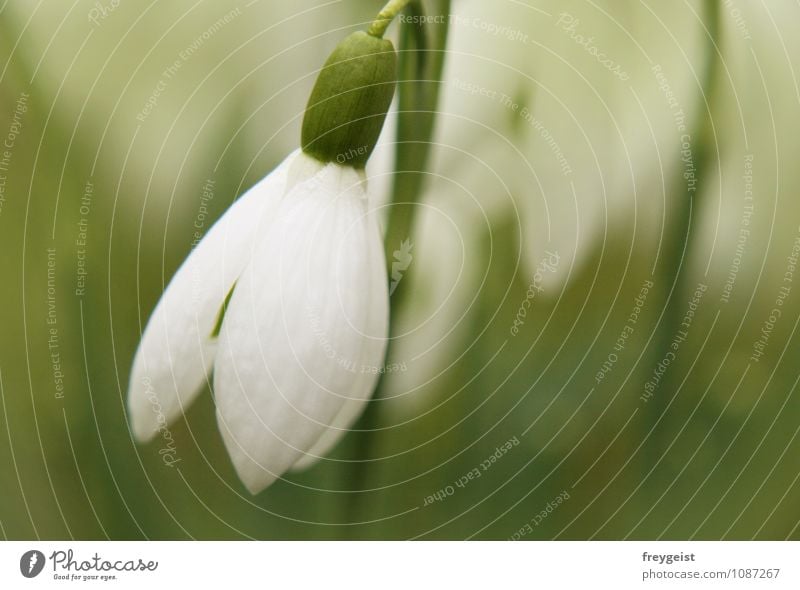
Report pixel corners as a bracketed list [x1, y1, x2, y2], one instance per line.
[345, 0, 451, 529]
[368, 0, 413, 38]
[644, 0, 721, 451]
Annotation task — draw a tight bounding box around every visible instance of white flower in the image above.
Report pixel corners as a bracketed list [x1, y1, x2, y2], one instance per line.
[431, 0, 706, 286]
[382, 0, 711, 405]
[128, 149, 389, 493]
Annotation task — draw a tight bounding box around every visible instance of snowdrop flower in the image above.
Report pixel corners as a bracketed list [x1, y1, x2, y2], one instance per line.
[129, 28, 398, 493]
[384, 0, 709, 406]
[428, 0, 706, 285]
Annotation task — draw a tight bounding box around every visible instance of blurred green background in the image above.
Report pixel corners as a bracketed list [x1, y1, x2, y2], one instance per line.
[1, 0, 798, 540]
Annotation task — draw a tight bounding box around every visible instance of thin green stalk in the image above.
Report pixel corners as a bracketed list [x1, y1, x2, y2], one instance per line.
[344, 0, 451, 527]
[645, 0, 721, 448]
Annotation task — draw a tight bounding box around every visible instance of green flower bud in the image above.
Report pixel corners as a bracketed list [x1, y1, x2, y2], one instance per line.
[301, 31, 397, 169]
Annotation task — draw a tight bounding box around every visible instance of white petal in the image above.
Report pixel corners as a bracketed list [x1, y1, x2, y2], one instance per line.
[290, 207, 389, 471]
[128, 150, 299, 442]
[213, 164, 389, 494]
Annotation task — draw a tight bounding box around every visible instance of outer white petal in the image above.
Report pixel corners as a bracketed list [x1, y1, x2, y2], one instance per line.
[128, 150, 299, 442]
[214, 163, 389, 494]
[290, 205, 389, 472]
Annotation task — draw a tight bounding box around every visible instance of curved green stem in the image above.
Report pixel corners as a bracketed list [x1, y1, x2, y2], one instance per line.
[368, 0, 414, 38]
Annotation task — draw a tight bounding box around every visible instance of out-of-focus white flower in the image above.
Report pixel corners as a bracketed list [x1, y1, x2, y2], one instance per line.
[129, 149, 389, 493]
[433, 0, 706, 286]
[383, 0, 709, 407]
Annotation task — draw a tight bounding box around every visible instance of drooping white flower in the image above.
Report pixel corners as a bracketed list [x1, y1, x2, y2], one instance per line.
[129, 27, 398, 494]
[129, 150, 389, 493]
[382, 0, 712, 408]
[431, 0, 707, 286]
